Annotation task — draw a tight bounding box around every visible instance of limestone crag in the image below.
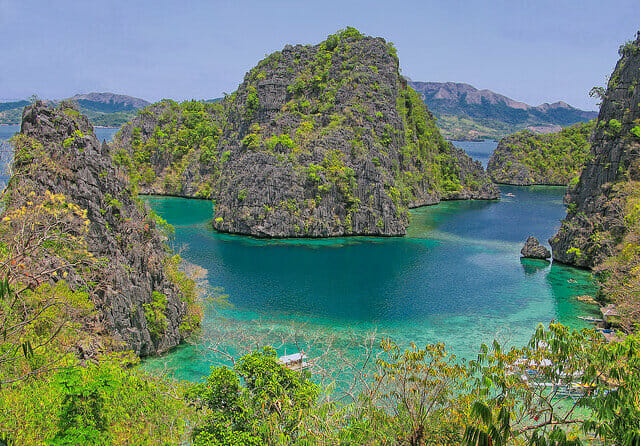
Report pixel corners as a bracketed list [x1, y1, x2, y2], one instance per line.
[521, 236, 551, 259]
[115, 28, 498, 238]
[487, 122, 593, 186]
[550, 33, 640, 267]
[113, 100, 223, 198]
[5, 102, 195, 355]
[213, 30, 499, 237]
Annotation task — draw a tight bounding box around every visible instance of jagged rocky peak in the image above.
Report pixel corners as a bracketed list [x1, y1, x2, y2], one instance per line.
[211, 28, 498, 237]
[113, 28, 498, 238]
[5, 101, 199, 356]
[550, 32, 640, 267]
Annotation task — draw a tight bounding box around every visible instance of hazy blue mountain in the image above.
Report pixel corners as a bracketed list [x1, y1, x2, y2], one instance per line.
[408, 81, 597, 140]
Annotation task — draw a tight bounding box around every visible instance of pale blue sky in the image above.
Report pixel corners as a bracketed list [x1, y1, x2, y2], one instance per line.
[1, 0, 637, 110]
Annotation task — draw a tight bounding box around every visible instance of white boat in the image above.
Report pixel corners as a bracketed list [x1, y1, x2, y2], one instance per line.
[278, 352, 310, 371]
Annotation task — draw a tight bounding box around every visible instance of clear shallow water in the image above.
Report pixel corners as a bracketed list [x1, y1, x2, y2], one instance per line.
[142, 183, 598, 382]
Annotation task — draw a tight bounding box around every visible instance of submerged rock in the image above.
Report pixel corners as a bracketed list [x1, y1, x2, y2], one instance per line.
[521, 236, 551, 259]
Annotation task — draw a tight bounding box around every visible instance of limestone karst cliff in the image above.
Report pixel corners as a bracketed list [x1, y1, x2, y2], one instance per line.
[487, 121, 594, 186]
[2, 102, 199, 356]
[113, 28, 498, 238]
[550, 33, 640, 268]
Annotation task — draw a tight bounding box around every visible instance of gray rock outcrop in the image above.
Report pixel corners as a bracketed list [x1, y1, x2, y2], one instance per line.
[549, 32, 640, 267]
[114, 29, 499, 238]
[3, 102, 196, 356]
[521, 236, 551, 259]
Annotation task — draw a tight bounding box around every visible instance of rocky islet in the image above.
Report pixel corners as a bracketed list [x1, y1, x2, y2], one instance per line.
[113, 28, 499, 238]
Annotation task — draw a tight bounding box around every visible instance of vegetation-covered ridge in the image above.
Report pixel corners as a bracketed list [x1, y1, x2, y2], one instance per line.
[550, 31, 640, 329]
[2, 101, 201, 357]
[487, 121, 594, 186]
[114, 27, 498, 237]
[0, 96, 638, 446]
[408, 81, 597, 141]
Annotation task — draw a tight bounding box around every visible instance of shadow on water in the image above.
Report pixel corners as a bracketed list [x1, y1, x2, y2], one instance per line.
[520, 258, 550, 276]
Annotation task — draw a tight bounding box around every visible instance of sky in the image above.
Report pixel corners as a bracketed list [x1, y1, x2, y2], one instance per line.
[1, 0, 638, 110]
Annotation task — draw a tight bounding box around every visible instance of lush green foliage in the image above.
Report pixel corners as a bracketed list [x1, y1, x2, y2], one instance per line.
[187, 347, 319, 445]
[0, 192, 196, 444]
[594, 177, 640, 330]
[113, 99, 226, 197]
[490, 121, 594, 185]
[179, 324, 640, 445]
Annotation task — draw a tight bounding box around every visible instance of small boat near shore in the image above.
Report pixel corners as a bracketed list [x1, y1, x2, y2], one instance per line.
[278, 352, 310, 371]
[577, 316, 604, 323]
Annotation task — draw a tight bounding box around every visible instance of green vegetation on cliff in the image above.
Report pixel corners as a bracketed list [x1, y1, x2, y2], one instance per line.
[0, 102, 202, 443]
[550, 32, 640, 330]
[113, 99, 227, 198]
[487, 121, 594, 185]
[114, 28, 498, 238]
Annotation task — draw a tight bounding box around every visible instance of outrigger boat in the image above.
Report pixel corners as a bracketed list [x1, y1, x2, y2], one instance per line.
[577, 316, 604, 323]
[278, 352, 310, 371]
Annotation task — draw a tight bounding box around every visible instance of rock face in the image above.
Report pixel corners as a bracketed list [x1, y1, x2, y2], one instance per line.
[487, 121, 594, 186]
[112, 99, 224, 198]
[114, 28, 499, 237]
[521, 236, 551, 259]
[4, 102, 197, 355]
[550, 33, 640, 267]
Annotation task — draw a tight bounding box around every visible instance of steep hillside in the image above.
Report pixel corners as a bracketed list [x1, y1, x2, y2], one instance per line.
[69, 92, 151, 112]
[487, 121, 594, 185]
[114, 28, 498, 237]
[112, 99, 226, 198]
[1, 101, 200, 355]
[550, 33, 640, 269]
[408, 81, 597, 140]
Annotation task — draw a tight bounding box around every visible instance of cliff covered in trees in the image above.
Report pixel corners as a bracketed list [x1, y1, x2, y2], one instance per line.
[550, 32, 640, 328]
[487, 121, 594, 186]
[113, 28, 498, 237]
[1, 102, 200, 357]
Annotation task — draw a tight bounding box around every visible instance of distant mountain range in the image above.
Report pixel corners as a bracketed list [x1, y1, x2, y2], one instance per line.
[0, 93, 150, 127]
[1, 86, 597, 140]
[407, 81, 598, 140]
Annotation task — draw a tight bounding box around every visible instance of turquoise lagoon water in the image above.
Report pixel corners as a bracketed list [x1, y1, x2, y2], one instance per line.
[142, 182, 598, 382]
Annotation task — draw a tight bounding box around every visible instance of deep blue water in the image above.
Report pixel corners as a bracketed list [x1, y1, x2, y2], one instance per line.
[451, 140, 498, 167]
[142, 178, 598, 381]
